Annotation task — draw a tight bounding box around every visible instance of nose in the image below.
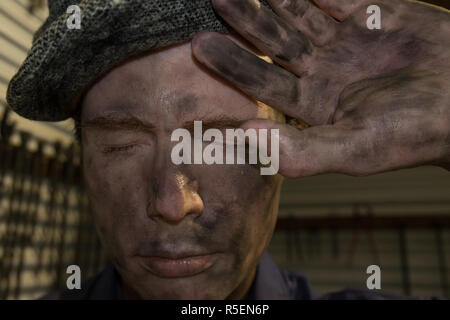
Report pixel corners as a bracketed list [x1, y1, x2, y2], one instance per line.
[148, 168, 204, 223]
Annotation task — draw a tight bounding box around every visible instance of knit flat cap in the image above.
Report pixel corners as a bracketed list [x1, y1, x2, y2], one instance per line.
[7, 0, 270, 122]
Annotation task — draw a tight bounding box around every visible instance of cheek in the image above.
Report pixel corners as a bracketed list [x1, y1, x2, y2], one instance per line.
[82, 151, 149, 256]
[195, 164, 282, 256]
[200, 164, 281, 211]
[226, 166, 282, 274]
[83, 153, 142, 206]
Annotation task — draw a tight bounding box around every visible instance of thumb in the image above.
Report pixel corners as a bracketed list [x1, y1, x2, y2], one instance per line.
[240, 119, 365, 178]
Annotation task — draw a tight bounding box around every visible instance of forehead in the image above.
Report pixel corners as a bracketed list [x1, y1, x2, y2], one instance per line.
[81, 38, 276, 126]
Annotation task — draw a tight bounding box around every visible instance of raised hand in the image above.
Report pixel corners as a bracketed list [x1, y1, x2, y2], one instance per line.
[192, 0, 450, 177]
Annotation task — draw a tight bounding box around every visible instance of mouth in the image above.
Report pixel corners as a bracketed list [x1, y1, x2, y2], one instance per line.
[137, 253, 218, 278]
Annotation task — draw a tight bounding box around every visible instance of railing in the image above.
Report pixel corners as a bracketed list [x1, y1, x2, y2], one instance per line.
[0, 107, 105, 299]
[275, 208, 450, 298]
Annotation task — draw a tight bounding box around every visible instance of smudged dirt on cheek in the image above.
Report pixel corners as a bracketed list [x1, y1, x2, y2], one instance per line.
[194, 164, 282, 273]
[82, 152, 142, 263]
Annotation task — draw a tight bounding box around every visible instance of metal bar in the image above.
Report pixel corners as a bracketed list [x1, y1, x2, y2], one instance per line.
[0, 108, 13, 188]
[279, 201, 450, 209]
[11, 132, 34, 299]
[434, 225, 449, 298]
[0, 131, 28, 298]
[329, 215, 339, 260]
[73, 189, 87, 273]
[276, 215, 450, 230]
[13, 135, 43, 298]
[35, 142, 61, 274]
[54, 145, 76, 288]
[85, 206, 99, 277]
[398, 226, 411, 296]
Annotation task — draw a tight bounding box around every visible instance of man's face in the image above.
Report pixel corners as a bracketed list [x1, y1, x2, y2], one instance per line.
[80, 36, 284, 299]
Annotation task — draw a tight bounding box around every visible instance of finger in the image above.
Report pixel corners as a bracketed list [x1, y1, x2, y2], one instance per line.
[313, 0, 367, 21]
[192, 31, 309, 121]
[240, 119, 373, 177]
[212, 0, 314, 76]
[267, 0, 338, 46]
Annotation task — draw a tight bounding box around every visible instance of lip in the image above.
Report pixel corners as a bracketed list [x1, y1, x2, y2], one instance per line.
[138, 253, 217, 278]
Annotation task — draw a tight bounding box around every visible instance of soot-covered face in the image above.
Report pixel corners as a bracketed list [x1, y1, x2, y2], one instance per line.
[80, 35, 284, 299]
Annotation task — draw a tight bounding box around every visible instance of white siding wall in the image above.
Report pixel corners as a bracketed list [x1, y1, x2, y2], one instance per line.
[0, 0, 74, 146]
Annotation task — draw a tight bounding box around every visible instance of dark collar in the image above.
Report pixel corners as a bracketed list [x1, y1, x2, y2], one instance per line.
[244, 252, 292, 300]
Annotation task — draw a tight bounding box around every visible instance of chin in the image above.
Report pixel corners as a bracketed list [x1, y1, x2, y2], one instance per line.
[116, 253, 243, 299]
[133, 278, 228, 300]
[119, 264, 235, 300]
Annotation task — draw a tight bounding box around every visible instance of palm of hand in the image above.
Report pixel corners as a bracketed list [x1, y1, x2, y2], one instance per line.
[193, 0, 450, 176]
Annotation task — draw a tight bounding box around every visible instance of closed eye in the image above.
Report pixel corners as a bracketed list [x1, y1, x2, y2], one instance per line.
[102, 144, 138, 154]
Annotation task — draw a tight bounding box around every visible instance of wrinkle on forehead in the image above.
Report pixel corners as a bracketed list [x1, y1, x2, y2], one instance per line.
[82, 34, 285, 125]
[157, 90, 201, 120]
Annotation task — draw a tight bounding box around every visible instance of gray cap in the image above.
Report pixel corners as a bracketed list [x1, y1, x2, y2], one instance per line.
[7, 0, 269, 122]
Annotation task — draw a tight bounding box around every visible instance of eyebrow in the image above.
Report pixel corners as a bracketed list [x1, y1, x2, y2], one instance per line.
[81, 114, 245, 133]
[82, 114, 156, 133]
[183, 117, 245, 132]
